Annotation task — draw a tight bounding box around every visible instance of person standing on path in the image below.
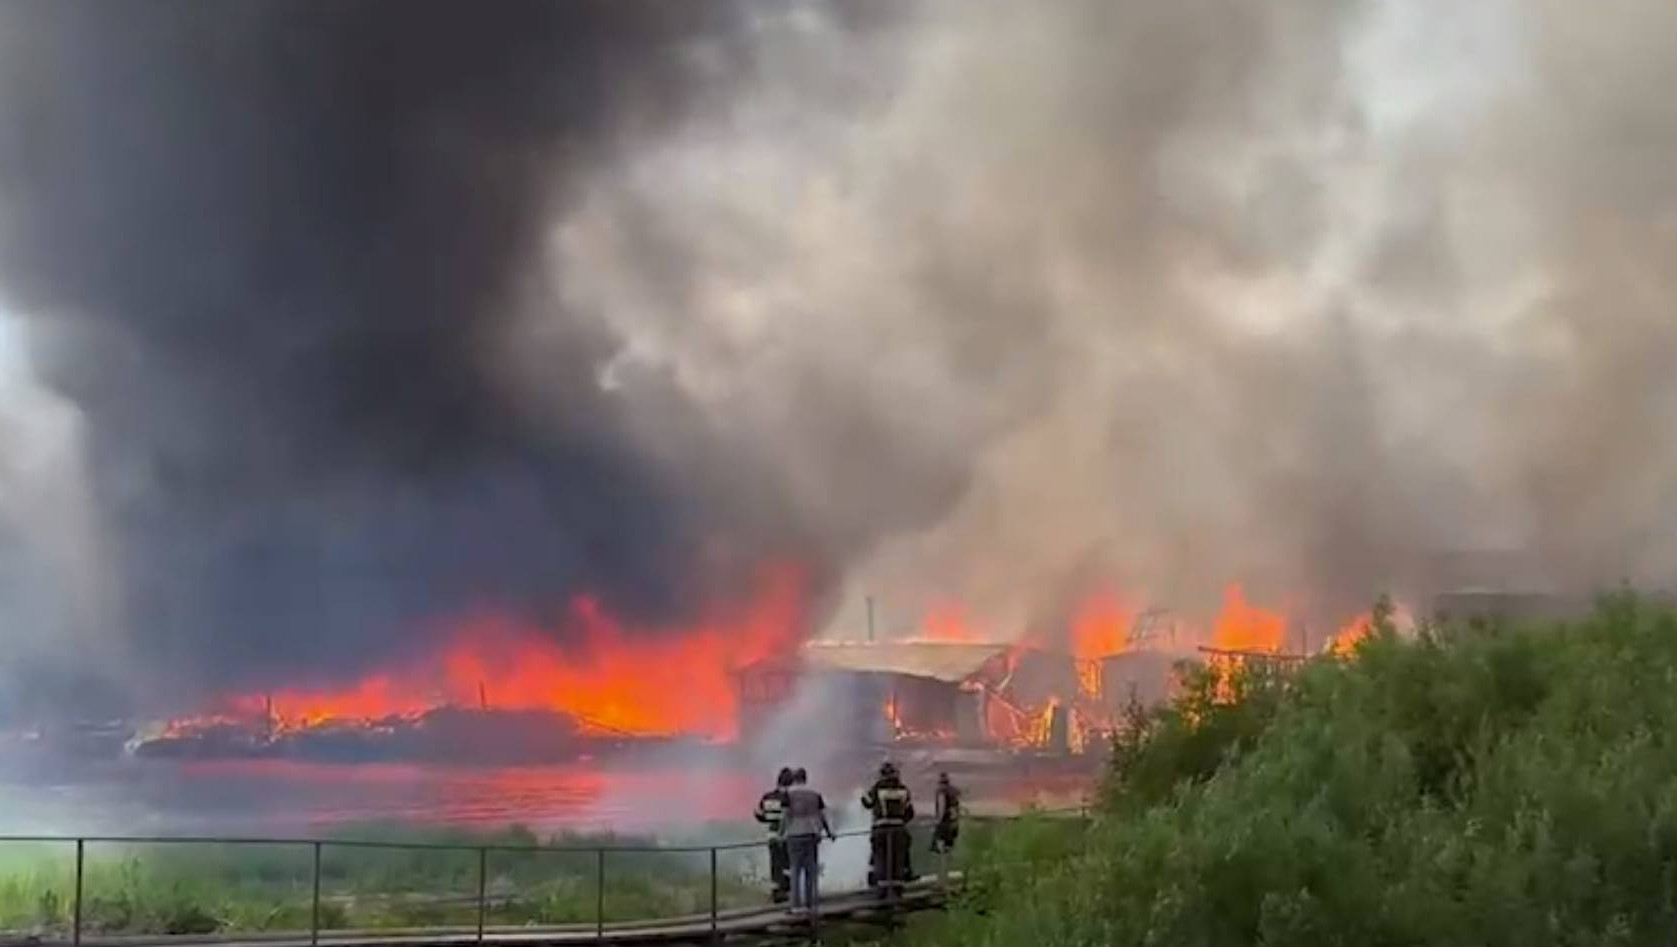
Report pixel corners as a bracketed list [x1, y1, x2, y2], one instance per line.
[780, 766, 835, 914]
[931, 771, 962, 855]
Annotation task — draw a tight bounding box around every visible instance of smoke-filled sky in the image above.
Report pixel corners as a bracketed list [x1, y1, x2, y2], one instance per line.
[0, 0, 1674, 719]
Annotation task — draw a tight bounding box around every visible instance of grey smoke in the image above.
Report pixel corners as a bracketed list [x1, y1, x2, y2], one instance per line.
[2, 0, 1676, 718]
[531, 0, 1677, 639]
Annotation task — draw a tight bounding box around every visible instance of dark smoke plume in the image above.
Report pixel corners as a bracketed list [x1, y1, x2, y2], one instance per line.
[0, 0, 817, 717]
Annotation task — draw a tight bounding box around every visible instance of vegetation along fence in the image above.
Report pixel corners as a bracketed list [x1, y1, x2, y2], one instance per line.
[0, 808, 1090, 944]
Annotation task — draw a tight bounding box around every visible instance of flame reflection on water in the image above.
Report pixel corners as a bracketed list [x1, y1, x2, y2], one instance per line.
[0, 756, 1094, 840]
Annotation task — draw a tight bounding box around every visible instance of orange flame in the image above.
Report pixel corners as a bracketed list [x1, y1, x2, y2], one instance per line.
[1211, 584, 1286, 653]
[1071, 592, 1134, 661]
[1073, 592, 1134, 698]
[210, 565, 805, 742]
[1331, 611, 1374, 656]
[1330, 602, 1412, 655]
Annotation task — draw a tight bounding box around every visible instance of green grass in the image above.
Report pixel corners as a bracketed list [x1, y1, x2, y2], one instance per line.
[0, 824, 767, 937]
[887, 591, 1677, 946]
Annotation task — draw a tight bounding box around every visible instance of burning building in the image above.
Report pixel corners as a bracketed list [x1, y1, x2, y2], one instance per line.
[736, 636, 1162, 764]
[122, 584, 1367, 767]
[738, 642, 1000, 748]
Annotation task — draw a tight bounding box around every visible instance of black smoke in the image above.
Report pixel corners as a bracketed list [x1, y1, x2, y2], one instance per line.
[0, 0, 807, 716]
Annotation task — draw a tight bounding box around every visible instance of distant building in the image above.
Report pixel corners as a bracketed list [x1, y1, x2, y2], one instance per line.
[1430, 588, 1585, 624]
[1422, 548, 1586, 624]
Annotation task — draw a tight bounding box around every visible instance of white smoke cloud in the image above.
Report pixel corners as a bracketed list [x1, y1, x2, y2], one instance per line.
[0, 311, 127, 705]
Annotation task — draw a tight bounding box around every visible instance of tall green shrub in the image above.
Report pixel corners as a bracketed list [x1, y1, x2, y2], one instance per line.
[903, 593, 1677, 946]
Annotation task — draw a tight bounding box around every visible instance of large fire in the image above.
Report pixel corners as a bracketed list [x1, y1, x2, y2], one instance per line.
[870, 583, 1374, 751]
[189, 565, 805, 743]
[151, 558, 1403, 763]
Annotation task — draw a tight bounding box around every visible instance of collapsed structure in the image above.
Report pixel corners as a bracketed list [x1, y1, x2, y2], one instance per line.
[736, 636, 1182, 768]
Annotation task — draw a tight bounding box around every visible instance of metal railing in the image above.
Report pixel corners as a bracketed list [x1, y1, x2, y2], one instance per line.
[0, 806, 1091, 945]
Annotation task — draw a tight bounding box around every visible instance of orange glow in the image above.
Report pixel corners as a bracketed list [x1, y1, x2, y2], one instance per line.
[1331, 611, 1374, 656]
[1028, 698, 1060, 747]
[1210, 584, 1286, 653]
[880, 689, 957, 742]
[920, 603, 978, 642]
[1330, 601, 1413, 655]
[1071, 592, 1134, 661]
[980, 688, 1034, 747]
[207, 565, 805, 742]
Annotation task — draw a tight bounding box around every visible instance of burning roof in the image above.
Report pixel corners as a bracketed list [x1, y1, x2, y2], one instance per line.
[799, 641, 1011, 683]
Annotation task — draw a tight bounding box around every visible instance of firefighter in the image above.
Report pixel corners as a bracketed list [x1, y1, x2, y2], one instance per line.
[861, 760, 915, 892]
[930, 771, 961, 854]
[754, 767, 795, 902]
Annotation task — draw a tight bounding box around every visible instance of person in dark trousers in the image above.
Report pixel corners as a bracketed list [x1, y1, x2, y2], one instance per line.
[754, 767, 794, 902]
[861, 760, 915, 892]
[780, 767, 835, 914]
[930, 771, 961, 854]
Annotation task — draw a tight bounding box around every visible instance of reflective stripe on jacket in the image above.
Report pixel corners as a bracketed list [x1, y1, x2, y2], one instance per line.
[755, 789, 788, 838]
[863, 780, 915, 826]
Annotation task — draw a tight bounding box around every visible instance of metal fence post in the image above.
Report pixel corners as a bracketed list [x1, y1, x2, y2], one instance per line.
[709, 847, 718, 944]
[475, 847, 487, 944]
[888, 828, 898, 915]
[311, 841, 322, 946]
[72, 838, 83, 947]
[595, 848, 605, 942]
[810, 837, 819, 942]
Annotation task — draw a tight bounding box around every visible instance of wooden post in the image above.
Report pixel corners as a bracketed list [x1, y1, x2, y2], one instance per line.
[595, 849, 605, 941]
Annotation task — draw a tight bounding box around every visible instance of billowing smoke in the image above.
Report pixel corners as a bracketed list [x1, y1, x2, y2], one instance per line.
[0, 0, 822, 717]
[1, 0, 1676, 718]
[529, 0, 1677, 637]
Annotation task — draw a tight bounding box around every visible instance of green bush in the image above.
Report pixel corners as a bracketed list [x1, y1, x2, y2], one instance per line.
[897, 592, 1677, 946]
